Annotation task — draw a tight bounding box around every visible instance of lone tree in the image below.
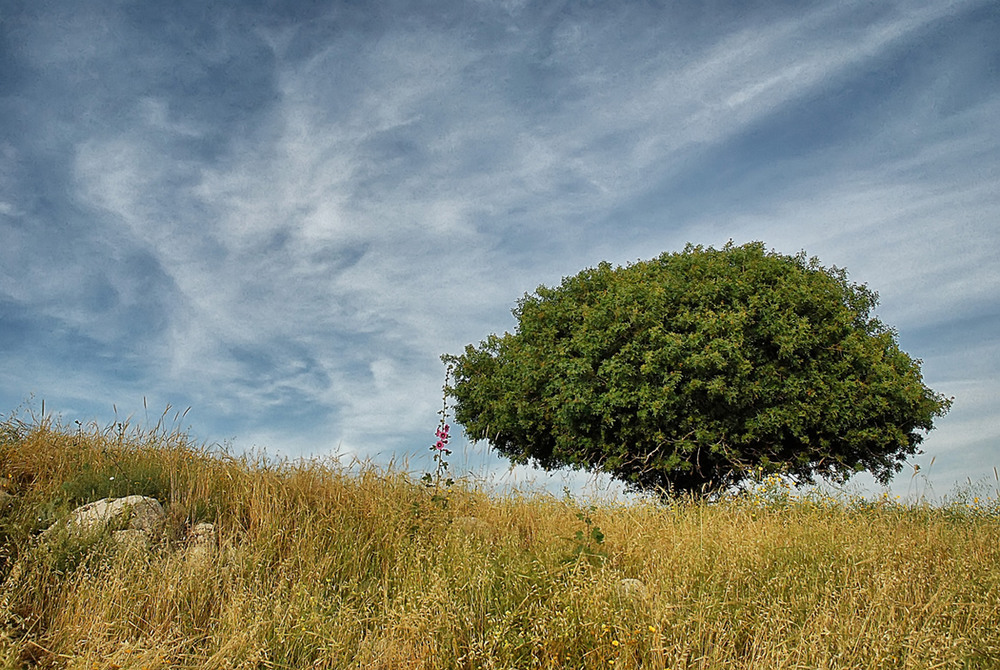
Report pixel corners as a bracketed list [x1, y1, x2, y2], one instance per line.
[444, 242, 951, 497]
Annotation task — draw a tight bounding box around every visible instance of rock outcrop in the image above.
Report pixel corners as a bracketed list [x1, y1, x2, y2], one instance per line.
[48, 495, 166, 543]
[3, 496, 219, 585]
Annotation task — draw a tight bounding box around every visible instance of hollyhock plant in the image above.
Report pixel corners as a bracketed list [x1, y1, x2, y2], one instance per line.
[423, 365, 455, 502]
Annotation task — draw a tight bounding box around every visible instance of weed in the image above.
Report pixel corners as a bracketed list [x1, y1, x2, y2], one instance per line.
[562, 501, 607, 567]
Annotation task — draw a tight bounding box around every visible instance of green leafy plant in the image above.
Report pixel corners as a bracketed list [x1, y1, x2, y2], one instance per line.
[563, 503, 606, 567]
[444, 241, 953, 497]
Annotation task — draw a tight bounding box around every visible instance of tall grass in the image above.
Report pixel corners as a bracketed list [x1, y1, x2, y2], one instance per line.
[1, 412, 998, 669]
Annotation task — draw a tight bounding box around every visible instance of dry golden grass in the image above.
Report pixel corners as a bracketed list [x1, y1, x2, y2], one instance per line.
[1, 413, 998, 669]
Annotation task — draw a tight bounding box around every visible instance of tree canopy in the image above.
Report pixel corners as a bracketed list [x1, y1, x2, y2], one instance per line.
[444, 242, 952, 497]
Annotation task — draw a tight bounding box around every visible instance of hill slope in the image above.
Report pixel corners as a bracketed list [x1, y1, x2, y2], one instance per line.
[1, 412, 998, 669]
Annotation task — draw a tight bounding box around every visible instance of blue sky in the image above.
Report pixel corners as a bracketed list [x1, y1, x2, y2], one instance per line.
[2, 0, 998, 500]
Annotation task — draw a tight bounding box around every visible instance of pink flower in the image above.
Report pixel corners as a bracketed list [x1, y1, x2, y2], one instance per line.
[426, 365, 455, 497]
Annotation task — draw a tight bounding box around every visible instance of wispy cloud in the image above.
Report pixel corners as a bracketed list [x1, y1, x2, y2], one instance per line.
[2, 0, 997, 497]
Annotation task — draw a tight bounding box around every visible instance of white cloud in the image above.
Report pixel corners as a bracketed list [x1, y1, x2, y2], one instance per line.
[5, 0, 997, 500]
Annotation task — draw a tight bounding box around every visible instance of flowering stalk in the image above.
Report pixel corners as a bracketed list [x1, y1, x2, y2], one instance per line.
[423, 365, 454, 504]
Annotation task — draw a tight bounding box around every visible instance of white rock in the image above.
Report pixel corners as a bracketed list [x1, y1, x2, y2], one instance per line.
[61, 495, 165, 537]
[452, 516, 495, 539]
[184, 522, 217, 563]
[617, 578, 648, 600]
[187, 522, 215, 550]
[39, 495, 166, 548]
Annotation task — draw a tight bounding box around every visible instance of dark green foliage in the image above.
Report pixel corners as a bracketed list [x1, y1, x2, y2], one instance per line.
[445, 242, 952, 497]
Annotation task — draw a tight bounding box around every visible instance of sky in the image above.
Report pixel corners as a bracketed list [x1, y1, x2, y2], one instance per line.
[2, 0, 998, 502]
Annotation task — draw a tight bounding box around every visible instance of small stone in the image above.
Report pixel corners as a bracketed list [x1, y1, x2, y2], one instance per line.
[185, 522, 217, 563]
[617, 578, 648, 600]
[452, 516, 494, 538]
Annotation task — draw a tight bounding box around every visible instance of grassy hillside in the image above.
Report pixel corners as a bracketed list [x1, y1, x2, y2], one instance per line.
[1, 412, 998, 669]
